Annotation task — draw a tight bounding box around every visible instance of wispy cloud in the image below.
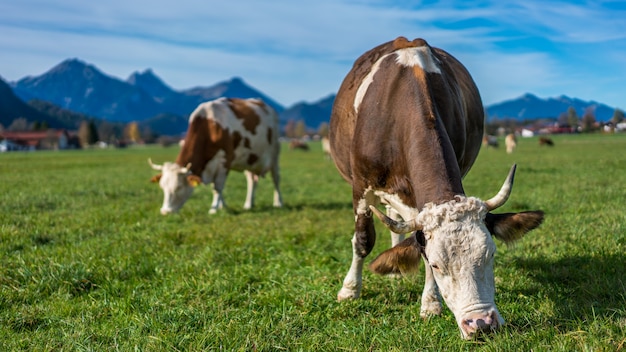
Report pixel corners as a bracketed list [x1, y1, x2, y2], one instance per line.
[0, 0, 624, 108]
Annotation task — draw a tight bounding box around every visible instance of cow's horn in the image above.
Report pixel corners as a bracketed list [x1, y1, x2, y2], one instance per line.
[485, 164, 516, 211]
[369, 205, 423, 234]
[180, 163, 192, 173]
[148, 158, 163, 170]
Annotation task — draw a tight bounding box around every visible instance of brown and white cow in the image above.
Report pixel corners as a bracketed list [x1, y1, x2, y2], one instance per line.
[149, 97, 283, 215]
[329, 37, 544, 339]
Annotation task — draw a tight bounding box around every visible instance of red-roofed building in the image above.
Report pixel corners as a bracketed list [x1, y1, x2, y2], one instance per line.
[0, 129, 80, 151]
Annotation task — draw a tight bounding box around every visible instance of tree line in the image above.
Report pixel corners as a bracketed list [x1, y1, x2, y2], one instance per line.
[485, 107, 625, 135]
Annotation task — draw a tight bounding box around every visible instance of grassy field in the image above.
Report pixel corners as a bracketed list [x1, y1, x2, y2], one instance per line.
[1, 133, 625, 351]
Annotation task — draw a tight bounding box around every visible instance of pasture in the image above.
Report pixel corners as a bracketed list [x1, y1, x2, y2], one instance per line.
[1, 133, 625, 351]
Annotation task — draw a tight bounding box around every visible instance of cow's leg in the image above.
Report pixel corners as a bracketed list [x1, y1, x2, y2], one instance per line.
[420, 256, 442, 318]
[387, 205, 405, 247]
[338, 190, 376, 301]
[243, 170, 258, 210]
[270, 162, 283, 208]
[209, 170, 228, 214]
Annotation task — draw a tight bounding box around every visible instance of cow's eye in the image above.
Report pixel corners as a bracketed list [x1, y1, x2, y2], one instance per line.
[430, 263, 440, 270]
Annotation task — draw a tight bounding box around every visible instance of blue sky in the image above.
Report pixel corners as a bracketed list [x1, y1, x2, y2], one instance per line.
[1, 0, 625, 109]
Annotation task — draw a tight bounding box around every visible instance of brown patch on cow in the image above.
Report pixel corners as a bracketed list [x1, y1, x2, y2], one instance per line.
[150, 174, 162, 183]
[176, 114, 235, 175]
[485, 210, 545, 244]
[267, 127, 273, 145]
[247, 153, 259, 165]
[369, 235, 422, 275]
[413, 66, 437, 128]
[393, 36, 428, 50]
[243, 138, 251, 149]
[250, 99, 269, 114]
[354, 214, 377, 257]
[232, 131, 243, 148]
[228, 98, 261, 134]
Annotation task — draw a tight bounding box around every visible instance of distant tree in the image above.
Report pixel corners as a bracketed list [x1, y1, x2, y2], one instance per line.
[78, 120, 99, 147]
[557, 112, 569, 126]
[295, 120, 306, 138]
[581, 107, 597, 133]
[78, 121, 89, 147]
[284, 119, 296, 138]
[8, 117, 30, 131]
[41, 129, 59, 150]
[141, 125, 158, 144]
[97, 121, 121, 144]
[567, 107, 579, 130]
[611, 109, 624, 126]
[317, 122, 329, 138]
[124, 121, 141, 143]
[30, 121, 49, 131]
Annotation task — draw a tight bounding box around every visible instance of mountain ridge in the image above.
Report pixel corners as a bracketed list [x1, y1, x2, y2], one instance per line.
[3, 59, 621, 134]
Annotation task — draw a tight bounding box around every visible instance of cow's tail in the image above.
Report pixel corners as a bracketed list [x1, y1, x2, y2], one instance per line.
[368, 234, 422, 276]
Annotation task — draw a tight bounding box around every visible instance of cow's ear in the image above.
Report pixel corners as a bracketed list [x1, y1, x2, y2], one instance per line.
[150, 174, 162, 183]
[187, 175, 202, 187]
[485, 211, 544, 244]
[368, 232, 423, 276]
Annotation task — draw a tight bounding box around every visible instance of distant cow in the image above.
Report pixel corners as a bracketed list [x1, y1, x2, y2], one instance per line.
[321, 136, 332, 159]
[505, 133, 517, 154]
[289, 139, 310, 151]
[482, 135, 499, 148]
[149, 97, 283, 215]
[539, 136, 554, 146]
[329, 37, 544, 339]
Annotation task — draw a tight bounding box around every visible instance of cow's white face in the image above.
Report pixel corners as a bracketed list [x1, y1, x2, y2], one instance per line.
[417, 197, 504, 339]
[157, 162, 196, 215]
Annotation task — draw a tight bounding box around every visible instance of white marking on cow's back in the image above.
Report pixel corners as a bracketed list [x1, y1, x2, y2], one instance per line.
[189, 98, 278, 176]
[395, 46, 441, 73]
[354, 53, 392, 114]
[353, 46, 441, 114]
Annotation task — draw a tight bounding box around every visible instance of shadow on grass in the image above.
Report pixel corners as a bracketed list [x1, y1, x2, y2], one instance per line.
[224, 201, 352, 215]
[513, 253, 626, 319]
[283, 201, 353, 212]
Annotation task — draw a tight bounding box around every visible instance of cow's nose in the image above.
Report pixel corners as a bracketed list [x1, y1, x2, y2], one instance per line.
[461, 311, 499, 338]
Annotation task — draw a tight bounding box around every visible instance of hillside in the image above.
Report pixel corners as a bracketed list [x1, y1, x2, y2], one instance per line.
[0, 77, 65, 128]
[487, 93, 615, 122]
[4, 59, 622, 135]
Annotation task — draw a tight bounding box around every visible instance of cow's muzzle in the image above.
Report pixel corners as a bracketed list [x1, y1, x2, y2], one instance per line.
[460, 311, 501, 339]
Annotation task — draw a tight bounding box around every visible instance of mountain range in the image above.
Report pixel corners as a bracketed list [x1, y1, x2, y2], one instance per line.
[1, 58, 621, 135]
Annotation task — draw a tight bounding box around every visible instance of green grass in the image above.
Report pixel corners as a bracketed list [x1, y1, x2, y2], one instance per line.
[1, 134, 625, 351]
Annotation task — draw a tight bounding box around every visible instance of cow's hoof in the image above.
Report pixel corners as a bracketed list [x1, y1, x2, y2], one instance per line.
[209, 208, 217, 215]
[420, 304, 442, 319]
[337, 287, 360, 301]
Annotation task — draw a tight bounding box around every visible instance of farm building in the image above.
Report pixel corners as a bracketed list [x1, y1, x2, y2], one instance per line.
[0, 129, 80, 151]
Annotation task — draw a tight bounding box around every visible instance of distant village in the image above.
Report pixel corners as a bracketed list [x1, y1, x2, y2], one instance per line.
[2, 110, 625, 153]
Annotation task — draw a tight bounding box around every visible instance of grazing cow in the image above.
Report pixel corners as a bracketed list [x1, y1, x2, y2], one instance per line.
[289, 139, 310, 151]
[329, 37, 544, 339]
[482, 135, 499, 148]
[149, 97, 283, 215]
[539, 136, 554, 146]
[321, 136, 332, 159]
[505, 133, 517, 154]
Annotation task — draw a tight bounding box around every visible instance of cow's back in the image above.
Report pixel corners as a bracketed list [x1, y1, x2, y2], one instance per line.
[178, 98, 280, 176]
[329, 37, 483, 183]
